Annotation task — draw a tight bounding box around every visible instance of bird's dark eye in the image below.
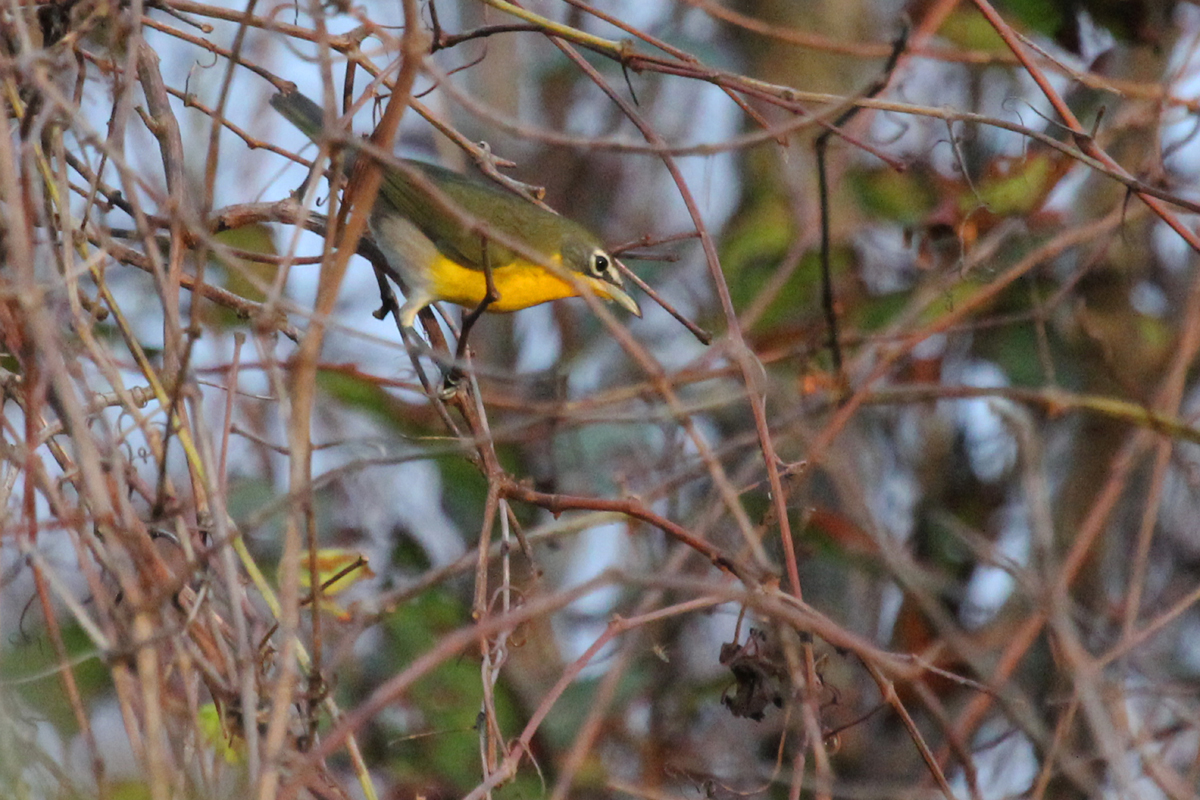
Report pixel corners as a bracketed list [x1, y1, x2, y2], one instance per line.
[593, 253, 609, 274]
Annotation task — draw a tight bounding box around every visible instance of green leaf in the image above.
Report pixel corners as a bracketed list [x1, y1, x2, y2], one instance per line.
[212, 223, 280, 304]
[937, 9, 1012, 51]
[968, 155, 1055, 217]
[996, 0, 1065, 37]
[851, 169, 938, 225]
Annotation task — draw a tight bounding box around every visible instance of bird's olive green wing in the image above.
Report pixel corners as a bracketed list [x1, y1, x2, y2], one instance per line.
[379, 160, 603, 273]
[272, 89, 603, 273]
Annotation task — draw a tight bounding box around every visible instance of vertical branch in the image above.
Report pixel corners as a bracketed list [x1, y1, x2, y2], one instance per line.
[135, 44, 189, 381]
[259, 3, 427, 799]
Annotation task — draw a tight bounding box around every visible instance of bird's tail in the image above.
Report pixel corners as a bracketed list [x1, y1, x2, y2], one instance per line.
[270, 89, 336, 143]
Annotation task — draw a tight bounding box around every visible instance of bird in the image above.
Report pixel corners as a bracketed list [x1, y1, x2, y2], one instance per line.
[270, 89, 641, 329]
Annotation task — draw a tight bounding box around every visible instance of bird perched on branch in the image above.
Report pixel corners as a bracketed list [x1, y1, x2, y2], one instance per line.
[270, 89, 641, 329]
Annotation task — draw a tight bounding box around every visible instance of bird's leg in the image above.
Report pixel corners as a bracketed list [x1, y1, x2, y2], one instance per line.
[445, 235, 500, 390]
[457, 235, 501, 358]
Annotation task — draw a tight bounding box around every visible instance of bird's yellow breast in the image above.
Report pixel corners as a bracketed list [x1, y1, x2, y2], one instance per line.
[426, 254, 589, 313]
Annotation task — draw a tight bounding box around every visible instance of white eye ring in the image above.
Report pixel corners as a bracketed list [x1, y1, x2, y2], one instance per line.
[593, 252, 610, 274]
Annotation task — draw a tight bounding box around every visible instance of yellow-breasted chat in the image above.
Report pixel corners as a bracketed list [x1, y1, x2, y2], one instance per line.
[270, 90, 641, 328]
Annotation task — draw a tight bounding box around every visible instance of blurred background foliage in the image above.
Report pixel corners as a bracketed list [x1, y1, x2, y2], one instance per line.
[3, 0, 1200, 799]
